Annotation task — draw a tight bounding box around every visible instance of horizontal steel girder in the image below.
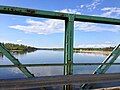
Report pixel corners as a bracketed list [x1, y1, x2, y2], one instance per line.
[0, 63, 120, 67]
[0, 5, 120, 25]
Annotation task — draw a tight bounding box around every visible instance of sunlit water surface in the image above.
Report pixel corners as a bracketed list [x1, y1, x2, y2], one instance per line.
[0, 50, 120, 79]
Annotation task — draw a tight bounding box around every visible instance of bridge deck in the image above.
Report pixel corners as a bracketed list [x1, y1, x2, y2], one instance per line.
[0, 73, 120, 89]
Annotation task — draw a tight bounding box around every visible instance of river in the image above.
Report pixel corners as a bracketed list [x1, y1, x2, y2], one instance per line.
[0, 50, 120, 79]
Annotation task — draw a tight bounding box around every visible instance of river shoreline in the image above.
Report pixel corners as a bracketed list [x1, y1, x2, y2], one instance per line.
[74, 50, 111, 55]
[0, 49, 112, 55]
[38, 49, 111, 55]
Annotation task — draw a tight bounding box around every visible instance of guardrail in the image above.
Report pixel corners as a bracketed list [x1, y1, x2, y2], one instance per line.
[0, 63, 120, 67]
[0, 73, 120, 89]
[0, 5, 120, 90]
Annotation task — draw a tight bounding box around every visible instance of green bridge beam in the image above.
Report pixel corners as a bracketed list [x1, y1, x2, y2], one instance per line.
[0, 5, 68, 20]
[64, 14, 74, 90]
[0, 5, 120, 90]
[0, 43, 34, 78]
[64, 15, 74, 75]
[75, 15, 120, 25]
[0, 5, 120, 25]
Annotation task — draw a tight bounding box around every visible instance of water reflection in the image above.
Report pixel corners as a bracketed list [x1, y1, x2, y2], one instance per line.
[11, 50, 36, 55]
[74, 51, 109, 56]
[0, 50, 120, 79]
[74, 53, 106, 57]
[28, 66, 63, 77]
[0, 50, 37, 59]
[0, 68, 25, 79]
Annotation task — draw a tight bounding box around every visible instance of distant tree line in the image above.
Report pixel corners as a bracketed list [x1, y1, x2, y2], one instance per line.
[1, 42, 114, 52]
[1, 43, 38, 52]
[38, 48, 63, 51]
[74, 47, 114, 51]
[38, 47, 114, 51]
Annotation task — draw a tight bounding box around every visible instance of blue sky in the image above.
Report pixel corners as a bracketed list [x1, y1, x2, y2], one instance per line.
[0, 0, 120, 48]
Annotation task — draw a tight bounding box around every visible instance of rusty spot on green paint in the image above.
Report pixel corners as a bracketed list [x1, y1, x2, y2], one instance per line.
[26, 9, 35, 14]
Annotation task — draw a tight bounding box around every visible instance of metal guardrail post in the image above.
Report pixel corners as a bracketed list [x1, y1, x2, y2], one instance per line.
[64, 14, 74, 90]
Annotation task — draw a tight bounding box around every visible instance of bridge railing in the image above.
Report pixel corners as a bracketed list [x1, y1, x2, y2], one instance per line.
[0, 5, 120, 90]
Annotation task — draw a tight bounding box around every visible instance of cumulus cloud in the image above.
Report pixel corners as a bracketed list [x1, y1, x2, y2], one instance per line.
[9, 5, 120, 35]
[101, 7, 120, 18]
[75, 22, 120, 32]
[78, 0, 102, 10]
[9, 18, 120, 35]
[86, 0, 102, 10]
[9, 19, 64, 34]
[9, 9, 80, 35]
[57, 9, 81, 14]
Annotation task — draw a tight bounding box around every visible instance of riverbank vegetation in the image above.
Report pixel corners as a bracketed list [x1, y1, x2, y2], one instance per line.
[0, 43, 114, 54]
[74, 47, 114, 51]
[1, 43, 38, 52]
[38, 47, 114, 51]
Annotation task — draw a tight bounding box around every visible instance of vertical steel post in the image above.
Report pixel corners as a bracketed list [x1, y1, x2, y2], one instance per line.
[64, 14, 74, 90]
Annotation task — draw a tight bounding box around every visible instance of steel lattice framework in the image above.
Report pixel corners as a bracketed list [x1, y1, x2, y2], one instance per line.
[0, 5, 120, 90]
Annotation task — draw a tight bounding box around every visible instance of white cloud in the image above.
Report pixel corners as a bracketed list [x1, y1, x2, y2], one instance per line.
[57, 9, 81, 14]
[80, 5, 84, 8]
[9, 18, 120, 35]
[9, 9, 81, 35]
[9, 6, 120, 35]
[16, 40, 22, 43]
[9, 19, 64, 34]
[0, 40, 14, 43]
[78, 0, 102, 10]
[75, 22, 120, 32]
[101, 7, 120, 18]
[0, 38, 23, 44]
[86, 0, 102, 10]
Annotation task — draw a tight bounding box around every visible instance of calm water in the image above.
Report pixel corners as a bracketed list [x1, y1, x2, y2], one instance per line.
[0, 50, 120, 79]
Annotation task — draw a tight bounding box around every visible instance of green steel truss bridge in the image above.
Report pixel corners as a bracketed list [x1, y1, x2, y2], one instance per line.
[0, 5, 120, 90]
